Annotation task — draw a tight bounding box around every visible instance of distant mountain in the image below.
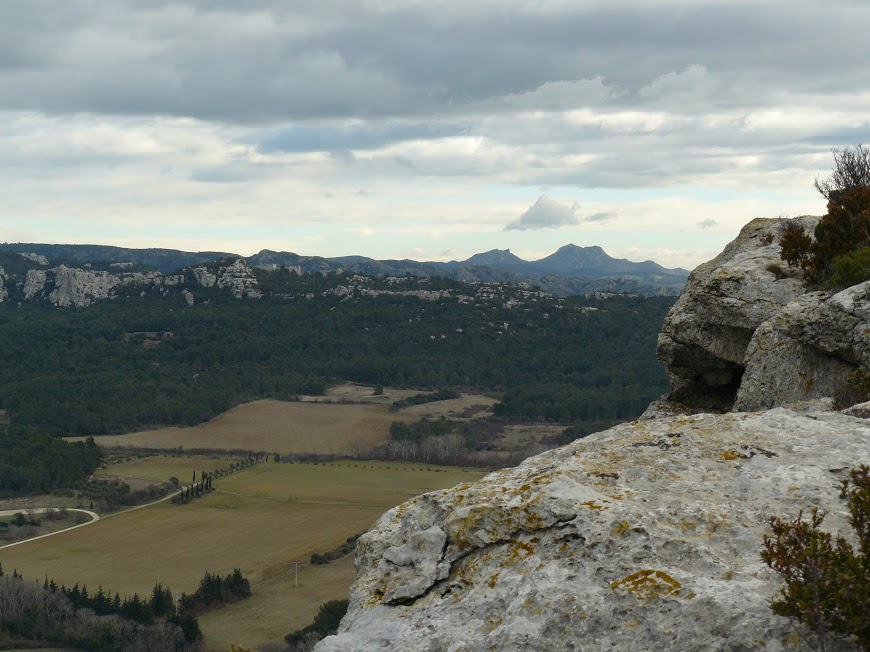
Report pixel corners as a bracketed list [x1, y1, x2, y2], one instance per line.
[0, 242, 688, 297]
[0, 243, 233, 274]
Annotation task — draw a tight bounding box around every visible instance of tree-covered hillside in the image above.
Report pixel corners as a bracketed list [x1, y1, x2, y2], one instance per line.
[0, 271, 673, 439]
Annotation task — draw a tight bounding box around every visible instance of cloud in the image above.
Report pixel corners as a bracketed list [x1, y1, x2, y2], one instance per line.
[696, 218, 718, 229]
[585, 211, 617, 223]
[504, 196, 579, 231]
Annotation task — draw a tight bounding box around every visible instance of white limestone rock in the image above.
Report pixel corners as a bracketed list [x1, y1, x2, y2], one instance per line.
[657, 216, 815, 407]
[23, 269, 47, 300]
[216, 259, 262, 299]
[317, 409, 869, 652]
[735, 281, 870, 410]
[192, 266, 217, 288]
[19, 252, 49, 265]
[48, 265, 121, 307]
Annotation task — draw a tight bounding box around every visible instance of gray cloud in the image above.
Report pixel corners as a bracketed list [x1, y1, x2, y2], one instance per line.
[256, 122, 465, 154]
[0, 1, 867, 123]
[697, 218, 718, 229]
[505, 196, 579, 231]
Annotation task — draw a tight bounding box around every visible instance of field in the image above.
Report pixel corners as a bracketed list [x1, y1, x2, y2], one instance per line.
[0, 459, 485, 650]
[96, 455, 237, 485]
[70, 399, 416, 455]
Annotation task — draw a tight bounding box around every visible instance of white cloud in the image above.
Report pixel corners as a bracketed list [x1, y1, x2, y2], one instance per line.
[696, 218, 718, 229]
[504, 196, 579, 231]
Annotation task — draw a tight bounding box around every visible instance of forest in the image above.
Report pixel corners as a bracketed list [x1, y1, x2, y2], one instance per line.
[0, 271, 674, 494]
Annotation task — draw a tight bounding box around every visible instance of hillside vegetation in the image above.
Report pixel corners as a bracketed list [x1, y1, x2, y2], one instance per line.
[0, 270, 672, 494]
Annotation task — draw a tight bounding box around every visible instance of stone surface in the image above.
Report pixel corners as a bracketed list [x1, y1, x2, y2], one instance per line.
[735, 282, 870, 410]
[657, 216, 816, 408]
[215, 259, 262, 299]
[23, 269, 47, 300]
[0, 267, 6, 303]
[19, 252, 49, 265]
[48, 265, 121, 307]
[317, 409, 869, 652]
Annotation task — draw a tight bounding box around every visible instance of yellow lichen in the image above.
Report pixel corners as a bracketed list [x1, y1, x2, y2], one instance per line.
[612, 521, 631, 537]
[721, 449, 745, 461]
[610, 569, 682, 603]
[581, 500, 605, 511]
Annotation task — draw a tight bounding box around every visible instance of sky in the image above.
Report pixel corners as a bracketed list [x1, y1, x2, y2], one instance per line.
[1, 1, 868, 270]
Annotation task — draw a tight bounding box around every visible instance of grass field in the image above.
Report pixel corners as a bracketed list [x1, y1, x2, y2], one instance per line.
[70, 399, 416, 455]
[199, 555, 357, 651]
[0, 460, 485, 650]
[96, 455, 238, 485]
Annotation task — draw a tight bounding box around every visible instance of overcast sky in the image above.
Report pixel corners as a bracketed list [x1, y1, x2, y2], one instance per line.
[1, 0, 867, 269]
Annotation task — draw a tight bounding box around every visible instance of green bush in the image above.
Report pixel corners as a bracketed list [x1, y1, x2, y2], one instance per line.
[761, 465, 870, 650]
[827, 247, 870, 290]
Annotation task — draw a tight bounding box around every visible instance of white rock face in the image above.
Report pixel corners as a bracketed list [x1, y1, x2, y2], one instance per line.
[0, 267, 7, 303]
[23, 269, 47, 300]
[735, 281, 870, 410]
[192, 266, 217, 288]
[318, 409, 869, 652]
[19, 252, 49, 265]
[216, 259, 262, 299]
[657, 217, 816, 407]
[48, 265, 121, 307]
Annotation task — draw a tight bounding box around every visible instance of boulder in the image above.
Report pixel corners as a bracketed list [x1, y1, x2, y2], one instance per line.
[735, 281, 870, 410]
[657, 216, 816, 409]
[317, 408, 869, 652]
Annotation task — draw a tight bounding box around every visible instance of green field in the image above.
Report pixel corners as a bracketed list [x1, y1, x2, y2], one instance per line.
[96, 455, 238, 485]
[0, 460, 485, 649]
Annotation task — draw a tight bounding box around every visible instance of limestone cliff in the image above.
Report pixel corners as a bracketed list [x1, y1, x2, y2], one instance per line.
[658, 215, 868, 411]
[316, 217, 870, 652]
[0, 267, 7, 303]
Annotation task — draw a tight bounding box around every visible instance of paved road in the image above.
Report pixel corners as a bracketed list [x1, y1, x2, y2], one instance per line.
[0, 486, 185, 551]
[0, 508, 99, 551]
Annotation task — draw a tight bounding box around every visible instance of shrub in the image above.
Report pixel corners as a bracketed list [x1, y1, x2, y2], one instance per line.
[779, 222, 813, 269]
[761, 465, 870, 650]
[780, 186, 870, 286]
[827, 247, 870, 290]
[765, 262, 789, 280]
[814, 143, 870, 200]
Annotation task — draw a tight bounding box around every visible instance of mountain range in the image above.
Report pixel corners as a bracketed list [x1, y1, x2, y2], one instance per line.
[0, 243, 689, 296]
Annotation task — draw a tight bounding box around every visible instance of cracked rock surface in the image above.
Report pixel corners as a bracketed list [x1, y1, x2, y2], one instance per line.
[735, 281, 870, 410]
[317, 409, 869, 652]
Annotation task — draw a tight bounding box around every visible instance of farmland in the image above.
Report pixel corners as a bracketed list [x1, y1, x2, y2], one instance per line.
[71, 399, 416, 455]
[0, 458, 485, 649]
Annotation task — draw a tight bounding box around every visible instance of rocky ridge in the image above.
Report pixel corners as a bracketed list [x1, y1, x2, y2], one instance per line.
[657, 215, 868, 411]
[316, 216, 870, 652]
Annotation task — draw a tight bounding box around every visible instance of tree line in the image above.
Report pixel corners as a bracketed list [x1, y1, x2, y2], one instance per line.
[0, 562, 251, 651]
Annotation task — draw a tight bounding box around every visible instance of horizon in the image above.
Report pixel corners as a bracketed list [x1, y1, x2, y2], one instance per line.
[1, 240, 691, 271]
[0, 1, 862, 269]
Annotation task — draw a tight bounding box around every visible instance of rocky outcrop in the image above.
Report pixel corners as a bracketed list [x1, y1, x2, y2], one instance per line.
[215, 259, 262, 299]
[735, 281, 870, 410]
[318, 408, 868, 652]
[190, 259, 261, 298]
[23, 269, 47, 300]
[658, 217, 817, 408]
[49, 265, 121, 307]
[19, 252, 49, 266]
[0, 267, 6, 303]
